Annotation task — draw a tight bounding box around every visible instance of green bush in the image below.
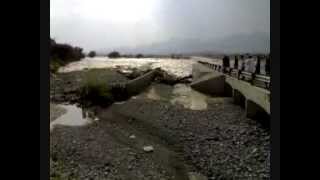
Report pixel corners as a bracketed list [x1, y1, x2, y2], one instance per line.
[50, 38, 85, 64]
[79, 71, 114, 106]
[108, 51, 121, 58]
[88, 51, 96, 58]
[136, 54, 144, 58]
[50, 59, 63, 73]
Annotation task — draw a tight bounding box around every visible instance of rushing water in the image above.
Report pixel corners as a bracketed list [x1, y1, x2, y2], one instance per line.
[59, 57, 221, 78]
[58, 56, 267, 78]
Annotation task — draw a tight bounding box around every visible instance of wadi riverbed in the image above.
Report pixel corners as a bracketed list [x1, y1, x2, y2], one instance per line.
[50, 58, 270, 180]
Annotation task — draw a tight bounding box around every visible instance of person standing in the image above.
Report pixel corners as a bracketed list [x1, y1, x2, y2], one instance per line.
[222, 55, 230, 73]
[238, 55, 245, 79]
[234, 55, 239, 69]
[255, 55, 261, 74]
[265, 54, 271, 75]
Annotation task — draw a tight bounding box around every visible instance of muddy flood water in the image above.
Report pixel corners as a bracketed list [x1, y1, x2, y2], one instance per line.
[58, 56, 221, 78]
[58, 56, 267, 77]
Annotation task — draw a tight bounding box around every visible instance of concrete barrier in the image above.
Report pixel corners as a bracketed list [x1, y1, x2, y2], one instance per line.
[191, 63, 270, 117]
[126, 69, 158, 96]
[190, 72, 226, 96]
[226, 77, 270, 114]
[192, 63, 215, 81]
[233, 89, 246, 108]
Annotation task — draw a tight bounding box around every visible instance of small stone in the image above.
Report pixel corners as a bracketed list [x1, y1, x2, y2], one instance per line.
[94, 117, 99, 121]
[143, 146, 154, 152]
[188, 172, 208, 180]
[115, 101, 125, 105]
[129, 135, 136, 139]
[128, 118, 135, 123]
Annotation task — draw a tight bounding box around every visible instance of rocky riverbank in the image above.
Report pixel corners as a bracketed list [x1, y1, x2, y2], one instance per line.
[50, 67, 270, 180]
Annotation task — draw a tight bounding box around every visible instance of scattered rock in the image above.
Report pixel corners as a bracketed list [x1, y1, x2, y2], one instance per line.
[143, 146, 154, 152]
[188, 172, 208, 180]
[128, 118, 135, 123]
[51, 71, 270, 179]
[252, 148, 258, 154]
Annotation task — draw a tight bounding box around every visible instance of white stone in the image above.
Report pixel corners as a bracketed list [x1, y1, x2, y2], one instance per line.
[188, 172, 208, 180]
[143, 146, 154, 152]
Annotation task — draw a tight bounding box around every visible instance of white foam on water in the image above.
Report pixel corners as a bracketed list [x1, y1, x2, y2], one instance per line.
[58, 57, 220, 78]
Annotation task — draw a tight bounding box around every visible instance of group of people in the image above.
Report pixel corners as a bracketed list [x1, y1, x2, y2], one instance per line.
[222, 54, 270, 76]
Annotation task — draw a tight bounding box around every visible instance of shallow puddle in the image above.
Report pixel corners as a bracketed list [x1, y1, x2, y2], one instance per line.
[141, 83, 210, 110]
[146, 86, 162, 100]
[170, 84, 208, 110]
[50, 104, 96, 131]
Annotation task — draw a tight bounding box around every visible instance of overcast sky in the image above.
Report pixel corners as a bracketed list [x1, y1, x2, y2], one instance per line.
[50, 0, 270, 52]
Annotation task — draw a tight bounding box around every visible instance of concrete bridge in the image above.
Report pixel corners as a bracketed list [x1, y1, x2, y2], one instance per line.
[191, 63, 270, 119]
[110, 61, 270, 121]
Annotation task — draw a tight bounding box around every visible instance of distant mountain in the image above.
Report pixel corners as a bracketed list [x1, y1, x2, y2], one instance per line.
[208, 32, 270, 54]
[98, 32, 269, 55]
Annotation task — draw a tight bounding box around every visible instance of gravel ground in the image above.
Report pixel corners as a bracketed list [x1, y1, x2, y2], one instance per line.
[50, 90, 270, 180]
[50, 69, 270, 180]
[109, 96, 270, 179]
[50, 103, 67, 122]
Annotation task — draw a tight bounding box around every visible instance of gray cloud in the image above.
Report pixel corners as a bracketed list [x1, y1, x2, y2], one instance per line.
[50, 0, 269, 53]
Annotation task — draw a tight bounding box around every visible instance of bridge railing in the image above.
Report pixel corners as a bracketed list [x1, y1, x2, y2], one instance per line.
[197, 61, 270, 90]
